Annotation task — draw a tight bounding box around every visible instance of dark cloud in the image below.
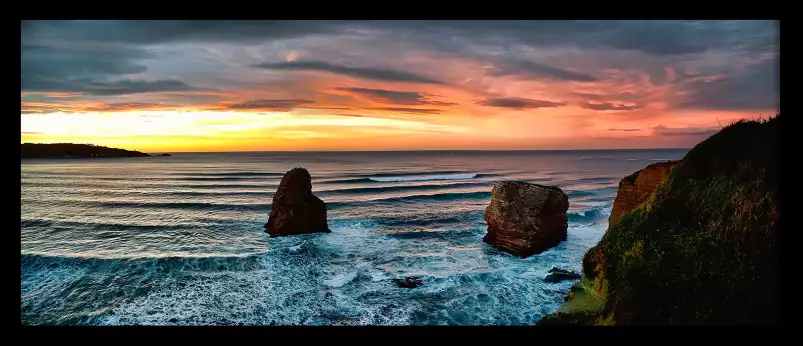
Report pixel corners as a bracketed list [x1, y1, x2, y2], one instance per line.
[609, 128, 641, 132]
[87, 102, 179, 111]
[653, 125, 719, 137]
[252, 61, 444, 85]
[22, 20, 340, 45]
[369, 107, 443, 114]
[336, 87, 457, 105]
[21, 43, 204, 96]
[572, 92, 644, 102]
[578, 102, 645, 111]
[344, 20, 776, 58]
[21, 44, 149, 78]
[491, 59, 597, 82]
[23, 78, 200, 96]
[23, 21, 777, 58]
[677, 55, 779, 111]
[221, 99, 316, 111]
[478, 97, 566, 109]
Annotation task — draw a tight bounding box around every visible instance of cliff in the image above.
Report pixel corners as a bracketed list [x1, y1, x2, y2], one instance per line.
[608, 161, 678, 230]
[539, 115, 779, 325]
[21, 143, 151, 158]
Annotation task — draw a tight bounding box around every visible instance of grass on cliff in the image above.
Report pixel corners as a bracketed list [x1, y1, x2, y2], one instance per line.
[541, 114, 779, 325]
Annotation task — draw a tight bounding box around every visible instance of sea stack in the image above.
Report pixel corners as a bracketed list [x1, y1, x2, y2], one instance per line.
[265, 167, 330, 237]
[483, 181, 569, 257]
[608, 160, 678, 230]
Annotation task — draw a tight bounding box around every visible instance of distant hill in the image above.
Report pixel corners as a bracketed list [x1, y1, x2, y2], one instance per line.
[21, 143, 151, 159]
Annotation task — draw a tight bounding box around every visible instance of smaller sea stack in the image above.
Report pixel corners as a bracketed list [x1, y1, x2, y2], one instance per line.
[483, 181, 569, 257]
[608, 160, 678, 230]
[265, 167, 330, 237]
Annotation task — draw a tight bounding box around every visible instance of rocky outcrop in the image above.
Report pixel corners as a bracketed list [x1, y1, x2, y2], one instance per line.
[391, 277, 424, 288]
[483, 181, 569, 257]
[539, 115, 779, 325]
[545, 267, 581, 283]
[265, 167, 330, 237]
[608, 160, 678, 230]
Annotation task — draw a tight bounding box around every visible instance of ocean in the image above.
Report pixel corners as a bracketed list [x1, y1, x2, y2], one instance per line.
[21, 149, 687, 325]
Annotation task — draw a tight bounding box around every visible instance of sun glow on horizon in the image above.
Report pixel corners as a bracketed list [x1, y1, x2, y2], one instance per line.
[21, 20, 778, 152]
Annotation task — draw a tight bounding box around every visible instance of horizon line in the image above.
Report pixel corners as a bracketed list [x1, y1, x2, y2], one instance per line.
[146, 148, 692, 154]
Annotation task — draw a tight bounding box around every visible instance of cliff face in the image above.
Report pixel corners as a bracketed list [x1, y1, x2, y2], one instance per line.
[539, 116, 779, 325]
[608, 161, 678, 230]
[483, 181, 569, 257]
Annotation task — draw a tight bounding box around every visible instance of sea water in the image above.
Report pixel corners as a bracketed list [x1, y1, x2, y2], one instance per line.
[21, 149, 686, 325]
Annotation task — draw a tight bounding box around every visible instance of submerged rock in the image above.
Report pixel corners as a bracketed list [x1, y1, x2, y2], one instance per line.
[483, 181, 569, 257]
[265, 167, 330, 237]
[391, 277, 424, 288]
[545, 267, 581, 283]
[608, 160, 678, 230]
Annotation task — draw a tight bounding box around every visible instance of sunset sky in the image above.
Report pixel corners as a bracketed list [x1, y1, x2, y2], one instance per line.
[21, 20, 779, 152]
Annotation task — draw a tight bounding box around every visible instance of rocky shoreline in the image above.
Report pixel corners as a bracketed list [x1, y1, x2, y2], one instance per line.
[539, 116, 779, 325]
[261, 116, 778, 324]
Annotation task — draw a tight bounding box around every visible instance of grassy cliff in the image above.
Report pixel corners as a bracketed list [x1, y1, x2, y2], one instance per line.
[539, 115, 779, 325]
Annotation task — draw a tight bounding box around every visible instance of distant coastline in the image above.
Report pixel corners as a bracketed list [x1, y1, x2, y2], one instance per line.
[21, 143, 152, 159]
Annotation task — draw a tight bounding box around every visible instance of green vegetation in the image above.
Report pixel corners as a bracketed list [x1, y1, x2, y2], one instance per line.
[539, 114, 779, 325]
[21, 143, 151, 159]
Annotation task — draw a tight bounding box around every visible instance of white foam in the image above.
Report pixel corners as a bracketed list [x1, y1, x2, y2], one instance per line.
[369, 173, 477, 182]
[288, 241, 306, 252]
[323, 271, 358, 288]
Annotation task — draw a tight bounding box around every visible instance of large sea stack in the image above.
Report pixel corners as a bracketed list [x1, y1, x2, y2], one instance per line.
[265, 167, 331, 237]
[539, 116, 779, 325]
[608, 160, 678, 230]
[483, 181, 569, 257]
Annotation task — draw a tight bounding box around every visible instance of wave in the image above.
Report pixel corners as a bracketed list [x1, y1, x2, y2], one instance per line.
[578, 157, 617, 161]
[364, 170, 469, 178]
[369, 173, 477, 182]
[169, 172, 285, 177]
[95, 201, 269, 212]
[556, 176, 617, 185]
[317, 177, 373, 184]
[328, 191, 492, 208]
[566, 190, 596, 198]
[21, 218, 220, 233]
[22, 180, 277, 190]
[567, 209, 607, 223]
[318, 181, 492, 196]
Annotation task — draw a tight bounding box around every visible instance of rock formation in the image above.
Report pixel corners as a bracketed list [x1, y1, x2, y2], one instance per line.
[544, 267, 581, 283]
[608, 160, 678, 230]
[483, 181, 569, 257]
[265, 167, 330, 237]
[539, 115, 779, 325]
[391, 277, 424, 288]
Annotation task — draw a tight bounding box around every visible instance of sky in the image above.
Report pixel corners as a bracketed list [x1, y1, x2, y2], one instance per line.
[21, 20, 779, 152]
